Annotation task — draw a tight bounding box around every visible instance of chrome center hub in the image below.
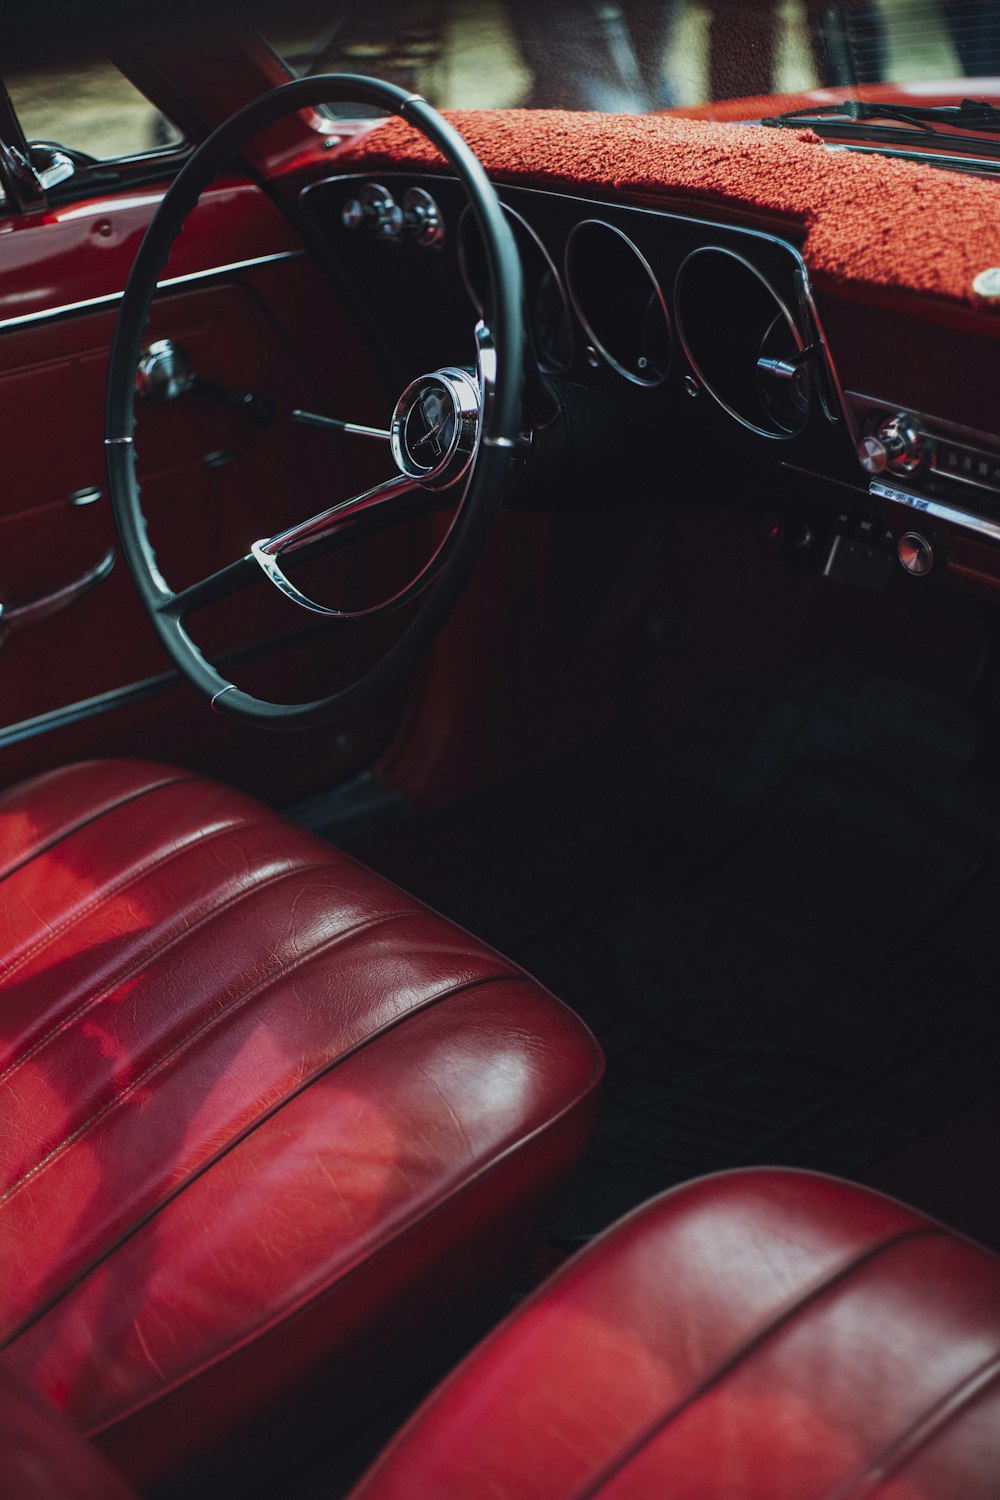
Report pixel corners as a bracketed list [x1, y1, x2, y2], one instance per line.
[390, 367, 481, 489]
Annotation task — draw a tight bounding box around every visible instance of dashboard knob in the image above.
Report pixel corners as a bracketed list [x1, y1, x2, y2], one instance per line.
[341, 183, 404, 238]
[402, 187, 444, 247]
[897, 531, 936, 577]
[341, 197, 364, 230]
[136, 339, 192, 402]
[875, 414, 925, 475]
[858, 435, 888, 474]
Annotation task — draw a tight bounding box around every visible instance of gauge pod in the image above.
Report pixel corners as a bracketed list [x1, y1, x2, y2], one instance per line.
[565, 219, 670, 387]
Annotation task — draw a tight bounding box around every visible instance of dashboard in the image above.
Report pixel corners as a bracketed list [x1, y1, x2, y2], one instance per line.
[303, 168, 1000, 597]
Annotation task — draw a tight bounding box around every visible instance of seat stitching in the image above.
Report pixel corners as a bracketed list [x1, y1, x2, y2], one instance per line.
[69, 1005, 602, 1436]
[0, 774, 197, 886]
[826, 1353, 1000, 1499]
[0, 969, 565, 1355]
[570, 1225, 949, 1500]
[0, 852, 336, 1090]
[0, 812, 275, 986]
[0, 905, 432, 1213]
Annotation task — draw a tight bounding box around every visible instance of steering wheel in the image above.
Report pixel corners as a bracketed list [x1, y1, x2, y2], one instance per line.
[106, 75, 525, 728]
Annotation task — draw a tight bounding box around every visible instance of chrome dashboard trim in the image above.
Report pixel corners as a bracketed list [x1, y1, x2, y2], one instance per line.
[793, 267, 846, 432]
[0, 250, 304, 332]
[302, 171, 855, 436]
[871, 480, 1000, 544]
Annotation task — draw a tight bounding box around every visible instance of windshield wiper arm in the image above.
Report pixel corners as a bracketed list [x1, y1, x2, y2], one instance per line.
[762, 96, 1000, 137]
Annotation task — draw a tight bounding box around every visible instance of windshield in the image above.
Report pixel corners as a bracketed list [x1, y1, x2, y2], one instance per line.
[263, 0, 1000, 116]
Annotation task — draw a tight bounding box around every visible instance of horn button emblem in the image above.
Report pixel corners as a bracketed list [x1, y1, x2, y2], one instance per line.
[391, 367, 482, 489]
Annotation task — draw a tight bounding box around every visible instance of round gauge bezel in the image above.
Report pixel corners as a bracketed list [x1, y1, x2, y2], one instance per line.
[458, 201, 574, 375]
[674, 244, 808, 440]
[564, 218, 671, 388]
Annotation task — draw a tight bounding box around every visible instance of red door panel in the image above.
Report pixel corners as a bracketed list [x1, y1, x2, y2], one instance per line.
[0, 185, 412, 799]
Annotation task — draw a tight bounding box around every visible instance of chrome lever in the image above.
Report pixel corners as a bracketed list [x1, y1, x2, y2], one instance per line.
[292, 410, 390, 441]
[0, 548, 115, 645]
[136, 340, 275, 427]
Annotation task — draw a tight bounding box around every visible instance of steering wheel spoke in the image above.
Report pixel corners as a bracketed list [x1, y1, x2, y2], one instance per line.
[250, 472, 455, 618]
[157, 552, 260, 621]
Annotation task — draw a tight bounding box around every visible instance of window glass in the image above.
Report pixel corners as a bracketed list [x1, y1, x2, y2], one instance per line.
[260, 0, 1000, 115]
[6, 57, 182, 161]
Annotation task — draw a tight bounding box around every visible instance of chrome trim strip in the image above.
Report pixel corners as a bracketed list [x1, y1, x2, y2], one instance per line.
[104, 435, 133, 446]
[210, 686, 235, 711]
[794, 267, 846, 432]
[0, 626, 329, 747]
[0, 250, 303, 332]
[2, 547, 116, 635]
[871, 480, 1000, 544]
[69, 485, 103, 507]
[0, 670, 175, 750]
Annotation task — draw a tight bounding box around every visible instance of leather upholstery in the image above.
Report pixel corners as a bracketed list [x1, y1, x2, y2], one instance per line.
[0, 1369, 133, 1500]
[348, 1168, 1000, 1499]
[0, 760, 602, 1487]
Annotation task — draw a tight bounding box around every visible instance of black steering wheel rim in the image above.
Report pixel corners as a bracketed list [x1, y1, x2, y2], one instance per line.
[106, 74, 525, 728]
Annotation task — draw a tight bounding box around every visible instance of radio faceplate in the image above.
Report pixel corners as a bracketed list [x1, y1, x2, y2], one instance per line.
[849, 392, 1000, 502]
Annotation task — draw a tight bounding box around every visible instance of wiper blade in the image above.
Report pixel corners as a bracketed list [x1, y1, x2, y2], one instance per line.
[762, 96, 1000, 137]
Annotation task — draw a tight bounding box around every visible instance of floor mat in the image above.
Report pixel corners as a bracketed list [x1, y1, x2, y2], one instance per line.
[344, 682, 1000, 1242]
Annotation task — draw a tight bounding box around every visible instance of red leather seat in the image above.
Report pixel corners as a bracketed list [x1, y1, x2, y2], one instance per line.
[0, 760, 602, 1489]
[0, 1368, 133, 1500]
[348, 1168, 1000, 1499]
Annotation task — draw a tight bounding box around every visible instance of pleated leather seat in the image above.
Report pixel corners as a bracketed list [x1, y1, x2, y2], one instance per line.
[0, 760, 603, 1487]
[349, 1168, 1000, 1499]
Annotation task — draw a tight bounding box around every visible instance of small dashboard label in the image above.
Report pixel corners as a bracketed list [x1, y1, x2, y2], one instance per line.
[870, 481, 1000, 545]
[870, 483, 927, 509]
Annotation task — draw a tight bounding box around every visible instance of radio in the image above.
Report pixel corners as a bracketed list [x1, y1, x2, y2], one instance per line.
[849, 394, 1000, 498]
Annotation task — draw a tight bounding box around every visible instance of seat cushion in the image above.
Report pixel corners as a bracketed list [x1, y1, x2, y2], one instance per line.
[0, 760, 602, 1488]
[0, 1369, 133, 1500]
[348, 1167, 1000, 1499]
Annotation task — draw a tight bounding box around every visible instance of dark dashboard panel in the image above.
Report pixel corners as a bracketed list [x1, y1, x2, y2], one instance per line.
[302, 172, 854, 474]
[302, 171, 1000, 595]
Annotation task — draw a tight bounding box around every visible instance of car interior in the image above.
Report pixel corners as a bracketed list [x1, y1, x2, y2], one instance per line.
[1, 2, 999, 1495]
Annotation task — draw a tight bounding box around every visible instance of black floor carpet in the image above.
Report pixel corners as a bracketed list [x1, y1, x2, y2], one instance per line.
[342, 664, 1000, 1243]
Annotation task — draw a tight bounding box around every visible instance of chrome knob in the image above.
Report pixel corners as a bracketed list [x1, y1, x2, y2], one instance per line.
[136, 339, 192, 403]
[402, 187, 444, 247]
[858, 435, 888, 474]
[341, 197, 364, 230]
[897, 531, 935, 577]
[342, 183, 404, 238]
[876, 414, 925, 475]
[372, 199, 404, 238]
